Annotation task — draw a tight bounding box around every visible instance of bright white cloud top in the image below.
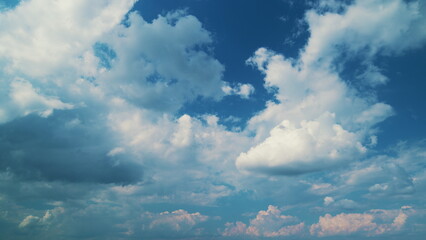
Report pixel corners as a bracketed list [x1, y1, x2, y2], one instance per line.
[0, 0, 425, 239]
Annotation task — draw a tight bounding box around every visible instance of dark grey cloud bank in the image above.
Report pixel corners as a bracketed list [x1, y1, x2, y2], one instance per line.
[0, 110, 143, 184]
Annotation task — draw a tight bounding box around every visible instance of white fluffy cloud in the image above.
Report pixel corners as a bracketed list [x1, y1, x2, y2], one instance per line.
[236, 0, 426, 175]
[303, 0, 426, 67]
[107, 100, 251, 204]
[223, 205, 304, 237]
[0, 0, 252, 207]
[0, 78, 74, 123]
[222, 83, 255, 99]
[145, 209, 208, 232]
[0, 0, 136, 123]
[99, 10, 227, 112]
[0, 0, 136, 77]
[238, 112, 365, 175]
[310, 207, 412, 237]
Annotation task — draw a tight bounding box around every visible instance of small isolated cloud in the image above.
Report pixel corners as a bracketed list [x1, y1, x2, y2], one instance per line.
[222, 83, 255, 99]
[323, 196, 334, 206]
[222, 205, 304, 237]
[310, 207, 412, 237]
[323, 197, 360, 210]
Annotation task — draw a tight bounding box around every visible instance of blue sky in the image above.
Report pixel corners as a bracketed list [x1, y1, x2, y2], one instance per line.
[0, 0, 426, 239]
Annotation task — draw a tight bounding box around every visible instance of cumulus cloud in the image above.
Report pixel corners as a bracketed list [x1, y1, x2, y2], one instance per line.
[238, 112, 365, 175]
[107, 101, 251, 204]
[310, 207, 412, 237]
[0, 0, 136, 77]
[222, 83, 255, 99]
[222, 205, 304, 237]
[0, 78, 74, 123]
[0, 0, 248, 207]
[145, 209, 208, 232]
[323, 197, 360, 210]
[99, 10, 227, 112]
[19, 207, 64, 228]
[0, 0, 425, 239]
[237, 0, 426, 175]
[323, 196, 334, 206]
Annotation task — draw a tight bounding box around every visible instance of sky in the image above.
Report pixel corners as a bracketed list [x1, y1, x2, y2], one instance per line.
[0, 0, 426, 239]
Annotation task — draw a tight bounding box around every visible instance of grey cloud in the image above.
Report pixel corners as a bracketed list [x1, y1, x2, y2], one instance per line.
[0, 111, 143, 184]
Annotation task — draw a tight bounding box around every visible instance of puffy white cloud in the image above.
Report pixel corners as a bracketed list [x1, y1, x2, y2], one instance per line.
[323, 196, 334, 206]
[303, 0, 426, 67]
[145, 209, 208, 232]
[237, 0, 426, 175]
[223, 221, 247, 236]
[238, 46, 384, 174]
[222, 83, 255, 99]
[222, 205, 304, 237]
[0, 0, 248, 207]
[310, 212, 376, 236]
[106, 100, 251, 204]
[0, 78, 73, 123]
[238, 112, 365, 175]
[323, 197, 360, 210]
[0, 0, 136, 77]
[171, 114, 193, 147]
[0, 0, 137, 124]
[99, 10, 227, 112]
[310, 207, 412, 237]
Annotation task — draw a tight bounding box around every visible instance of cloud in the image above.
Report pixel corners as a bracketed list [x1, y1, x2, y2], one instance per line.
[334, 142, 426, 199]
[0, 78, 74, 123]
[222, 205, 304, 237]
[0, 0, 425, 239]
[0, 111, 144, 184]
[236, 0, 426, 175]
[303, 0, 426, 67]
[310, 207, 412, 237]
[238, 112, 365, 175]
[107, 101, 251, 205]
[323, 196, 334, 206]
[222, 83, 255, 99]
[0, 0, 247, 207]
[146, 209, 208, 232]
[99, 10, 227, 112]
[323, 197, 360, 210]
[19, 207, 64, 228]
[0, 0, 136, 77]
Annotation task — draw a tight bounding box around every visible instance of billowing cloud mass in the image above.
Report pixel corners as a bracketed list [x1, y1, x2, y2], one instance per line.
[0, 0, 425, 239]
[236, 0, 426, 175]
[222, 205, 305, 237]
[310, 207, 413, 237]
